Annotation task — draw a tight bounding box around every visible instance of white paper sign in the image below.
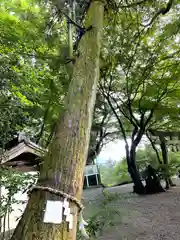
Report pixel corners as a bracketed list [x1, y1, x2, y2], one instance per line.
[66, 214, 71, 222]
[69, 214, 73, 229]
[43, 200, 63, 224]
[63, 198, 69, 209]
[64, 207, 70, 216]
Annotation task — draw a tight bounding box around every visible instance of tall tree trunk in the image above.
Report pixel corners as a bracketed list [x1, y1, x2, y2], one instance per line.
[11, 1, 104, 240]
[160, 136, 169, 189]
[159, 136, 175, 188]
[126, 144, 145, 194]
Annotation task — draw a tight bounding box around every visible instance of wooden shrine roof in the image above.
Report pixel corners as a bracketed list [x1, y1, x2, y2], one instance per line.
[0, 134, 46, 172]
[0, 133, 99, 174]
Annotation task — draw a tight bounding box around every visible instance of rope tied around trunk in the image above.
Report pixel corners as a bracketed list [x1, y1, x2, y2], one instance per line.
[28, 185, 84, 212]
[28, 185, 89, 238]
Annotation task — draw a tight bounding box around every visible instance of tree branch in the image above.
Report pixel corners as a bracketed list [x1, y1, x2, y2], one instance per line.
[131, 125, 138, 141]
[102, 74, 140, 128]
[143, 65, 174, 129]
[99, 81, 128, 146]
[143, 0, 174, 27]
[146, 131, 162, 164]
[110, 95, 138, 127]
[127, 99, 140, 127]
[36, 80, 54, 144]
[120, 0, 152, 8]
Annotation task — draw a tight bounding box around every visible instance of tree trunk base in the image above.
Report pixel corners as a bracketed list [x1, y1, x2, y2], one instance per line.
[129, 166, 146, 195]
[133, 184, 146, 195]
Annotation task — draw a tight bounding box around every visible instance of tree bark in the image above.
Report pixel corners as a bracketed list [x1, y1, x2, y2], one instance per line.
[126, 144, 145, 194]
[159, 136, 175, 188]
[159, 136, 169, 188]
[128, 165, 145, 194]
[146, 132, 162, 164]
[11, 1, 104, 240]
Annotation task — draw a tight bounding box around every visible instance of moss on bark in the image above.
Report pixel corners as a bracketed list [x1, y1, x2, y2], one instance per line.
[11, 1, 104, 240]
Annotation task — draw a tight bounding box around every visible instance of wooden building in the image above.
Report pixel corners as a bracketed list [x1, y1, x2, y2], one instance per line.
[0, 133, 45, 172]
[0, 133, 101, 188]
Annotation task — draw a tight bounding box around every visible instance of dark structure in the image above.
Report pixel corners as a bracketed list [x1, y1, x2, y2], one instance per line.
[144, 165, 165, 194]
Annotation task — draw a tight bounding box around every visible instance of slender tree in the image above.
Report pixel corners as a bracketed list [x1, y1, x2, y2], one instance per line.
[99, 0, 179, 194]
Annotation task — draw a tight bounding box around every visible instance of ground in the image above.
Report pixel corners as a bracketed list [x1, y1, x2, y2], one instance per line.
[2, 179, 180, 239]
[82, 178, 180, 240]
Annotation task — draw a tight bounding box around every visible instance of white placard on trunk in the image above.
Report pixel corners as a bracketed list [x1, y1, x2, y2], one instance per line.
[64, 207, 70, 216]
[69, 214, 73, 229]
[43, 200, 63, 224]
